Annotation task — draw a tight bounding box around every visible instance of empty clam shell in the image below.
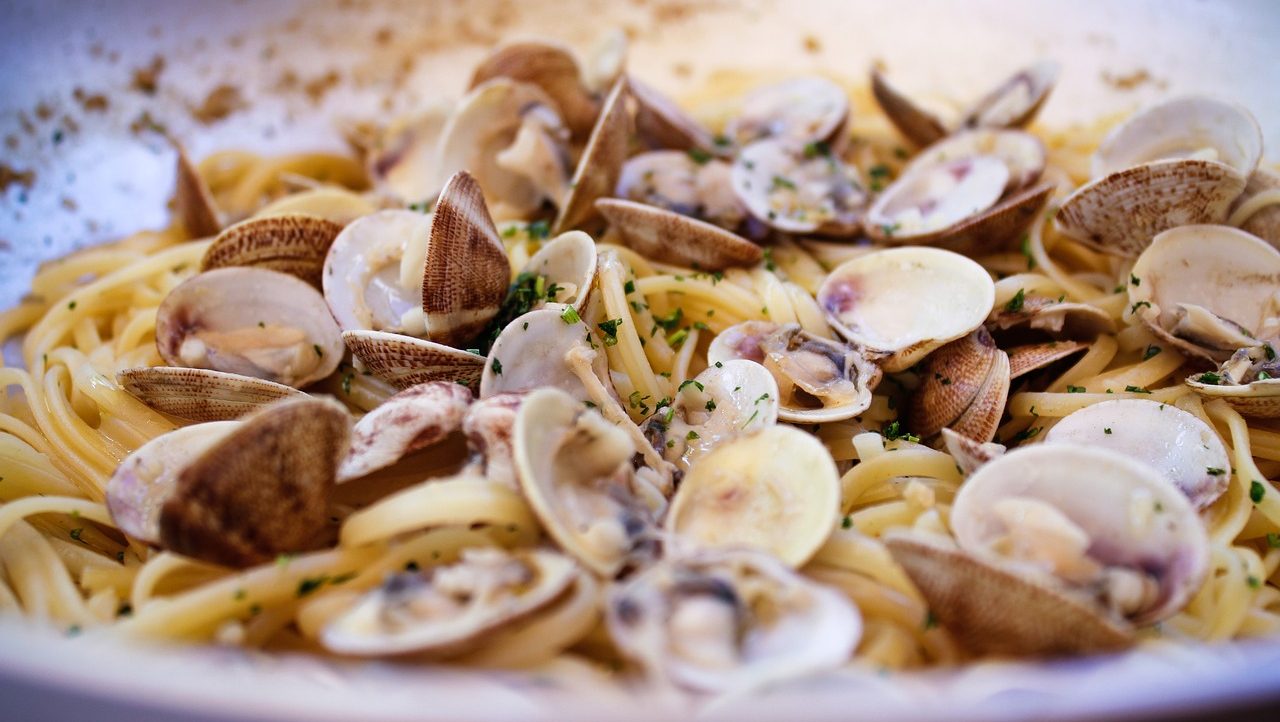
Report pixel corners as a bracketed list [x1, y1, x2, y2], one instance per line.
[940, 427, 1005, 475]
[342, 330, 484, 390]
[988, 295, 1116, 340]
[629, 77, 721, 154]
[818, 246, 995, 372]
[605, 548, 861, 692]
[1128, 225, 1280, 362]
[958, 61, 1060, 131]
[481, 308, 608, 402]
[731, 138, 866, 236]
[707, 322, 879, 423]
[615, 150, 745, 230]
[470, 40, 600, 138]
[322, 547, 580, 657]
[323, 209, 434, 335]
[1185, 343, 1280, 418]
[1232, 168, 1280, 247]
[338, 381, 473, 483]
[201, 213, 344, 287]
[1055, 159, 1248, 257]
[1091, 96, 1262, 180]
[907, 327, 1010, 443]
[666, 425, 839, 567]
[554, 78, 630, 234]
[514, 388, 654, 577]
[1045, 399, 1231, 509]
[107, 396, 351, 567]
[952, 444, 1209, 627]
[904, 129, 1047, 193]
[866, 155, 1004, 238]
[596, 198, 762, 270]
[870, 67, 948, 148]
[521, 230, 598, 311]
[118, 366, 305, 422]
[156, 267, 343, 388]
[644, 359, 778, 472]
[1006, 340, 1089, 380]
[726, 76, 849, 148]
[174, 143, 221, 238]
[873, 181, 1053, 255]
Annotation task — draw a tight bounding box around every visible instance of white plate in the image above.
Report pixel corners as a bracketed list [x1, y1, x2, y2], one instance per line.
[2, 0, 1279, 719]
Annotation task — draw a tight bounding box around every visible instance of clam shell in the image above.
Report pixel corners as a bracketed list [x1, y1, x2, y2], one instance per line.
[159, 396, 351, 567]
[156, 267, 344, 388]
[731, 137, 865, 236]
[1055, 159, 1248, 257]
[904, 129, 1047, 193]
[818, 246, 995, 372]
[988, 296, 1116, 340]
[554, 78, 630, 234]
[201, 213, 344, 287]
[470, 41, 599, 138]
[1232, 168, 1280, 247]
[1006, 340, 1089, 380]
[615, 151, 746, 231]
[885, 531, 1134, 656]
[596, 198, 762, 270]
[522, 230, 598, 311]
[959, 61, 1060, 131]
[363, 105, 451, 204]
[649, 359, 779, 472]
[869, 67, 948, 148]
[1044, 399, 1230, 509]
[174, 143, 221, 238]
[665, 426, 839, 567]
[907, 328, 1007, 441]
[422, 171, 511, 347]
[118, 366, 305, 422]
[940, 427, 1005, 475]
[1185, 375, 1280, 419]
[1092, 96, 1262, 180]
[338, 381, 473, 483]
[253, 187, 379, 226]
[480, 308, 606, 402]
[629, 77, 721, 154]
[322, 209, 432, 334]
[343, 330, 484, 390]
[726, 76, 849, 147]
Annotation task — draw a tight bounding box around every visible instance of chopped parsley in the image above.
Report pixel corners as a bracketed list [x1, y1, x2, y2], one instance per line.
[802, 140, 831, 159]
[686, 430, 700, 441]
[678, 379, 704, 393]
[763, 246, 777, 272]
[67, 300, 76, 310]
[407, 201, 430, 213]
[667, 329, 689, 348]
[704, 399, 717, 412]
[560, 306, 581, 324]
[1067, 385, 1086, 393]
[1196, 372, 1223, 386]
[597, 318, 622, 346]
[1206, 467, 1226, 476]
[624, 279, 636, 294]
[881, 420, 920, 443]
[527, 219, 550, 239]
[1143, 345, 1162, 361]
[1130, 300, 1152, 314]
[1010, 426, 1042, 443]
[841, 515, 853, 529]
[1251, 480, 1266, 504]
[923, 611, 938, 630]
[1247, 576, 1261, 589]
[491, 357, 503, 375]
[687, 147, 712, 165]
[741, 409, 760, 428]
[1124, 385, 1151, 394]
[654, 307, 683, 331]
[1020, 234, 1036, 270]
[69, 528, 84, 542]
[1004, 288, 1026, 313]
[1266, 532, 1280, 548]
[1104, 427, 1113, 435]
[771, 175, 797, 191]
[1129, 273, 1140, 287]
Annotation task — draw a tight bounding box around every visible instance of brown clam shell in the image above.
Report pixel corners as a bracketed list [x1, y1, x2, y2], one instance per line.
[118, 366, 305, 422]
[554, 78, 631, 234]
[201, 213, 344, 288]
[868, 182, 1053, 256]
[1006, 340, 1089, 380]
[988, 297, 1115, 340]
[343, 330, 485, 390]
[469, 41, 600, 138]
[174, 143, 221, 238]
[629, 76, 721, 154]
[596, 198, 763, 270]
[907, 327, 1009, 442]
[870, 67, 948, 148]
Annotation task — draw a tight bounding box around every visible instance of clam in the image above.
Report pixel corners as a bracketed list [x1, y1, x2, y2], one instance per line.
[988, 295, 1116, 340]
[629, 77, 722, 154]
[362, 103, 451, 205]
[707, 322, 880, 422]
[322, 547, 581, 657]
[519, 230, 598, 311]
[731, 138, 866, 236]
[253, 187, 381, 226]
[1128, 225, 1280, 362]
[666, 425, 839, 567]
[1045, 399, 1231, 509]
[906, 327, 1010, 443]
[337, 381, 473, 483]
[462, 393, 525, 489]
[871, 62, 1058, 147]
[343, 331, 484, 390]
[864, 155, 1052, 253]
[470, 40, 601, 138]
[433, 79, 570, 217]
[725, 76, 849, 148]
[200, 213, 345, 287]
[174, 142, 221, 237]
[1057, 97, 1262, 256]
[887, 444, 1209, 656]
[614, 150, 745, 230]
[940, 427, 1005, 475]
[1006, 339, 1089, 380]
[118, 366, 305, 422]
[902, 129, 1046, 193]
[596, 199, 763, 270]
[106, 396, 351, 567]
[605, 548, 861, 692]
[1185, 342, 1280, 418]
[1232, 168, 1280, 246]
[513, 388, 658, 577]
[554, 78, 630, 234]
[641, 359, 778, 472]
[155, 267, 343, 388]
[817, 246, 996, 372]
[480, 308, 609, 402]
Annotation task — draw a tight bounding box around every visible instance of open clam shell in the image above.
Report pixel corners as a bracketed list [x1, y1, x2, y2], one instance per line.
[726, 76, 849, 148]
[629, 77, 722, 154]
[940, 427, 1005, 475]
[870, 67, 948, 148]
[200, 213, 345, 288]
[118, 366, 305, 422]
[469, 40, 600, 138]
[156, 267, 343, 388]
[342, 330, 484, 390]
[731, 137, 866, 236]
[1091, 96, 1262, 180]
[958, 61, 1060, 131]
[338, 381, 474, 483]
[322, 547, 581, 657]
[1045, 399, 1231, 509]
[707, 322, 879, 423]
[362, 104, 451, 205]
[323, 209, 435, 335]
[554, 78, 630, 234]
[174, 143, 222, 238]
[1232, 168, 1280, 247]
[666, 425, 839, 567]
[513, 388, 654, 577]
[1128, 225, 1280, 362]
[903, 129, 1047, 193]
[605, 548, 861, 692]
[614, 150, 745, 231]
[596, 198, 762, 270]
[521, 230, 598, 311]
[462, 393, 525, 489]
[988, 295, 1116, 340]
[106, 397, 351, 567]
[1186, 343, 1280, 418]
[817, 246, 995, 372]
[480, 308, 609, 402]
[907, 327, 1010, 443]
[1006, 340, 1089, 380]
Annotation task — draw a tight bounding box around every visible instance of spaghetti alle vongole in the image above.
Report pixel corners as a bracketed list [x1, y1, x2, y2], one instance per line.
[2, 40, 1280, 695]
